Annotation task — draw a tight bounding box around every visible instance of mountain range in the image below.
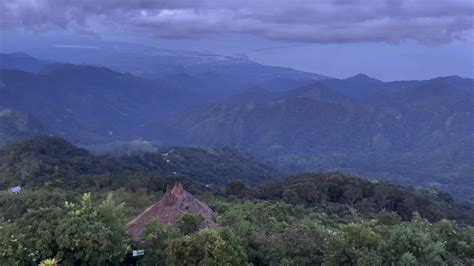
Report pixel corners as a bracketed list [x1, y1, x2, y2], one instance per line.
[0, 52, 473, 201]
[142, 79, 474, 201]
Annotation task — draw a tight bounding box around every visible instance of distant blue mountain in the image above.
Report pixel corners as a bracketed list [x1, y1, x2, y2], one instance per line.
[0, 53, 51, 73]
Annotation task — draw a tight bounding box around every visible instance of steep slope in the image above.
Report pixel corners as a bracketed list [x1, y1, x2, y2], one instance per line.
[1, 59, 328, 143]
[0, 108, 49, 146]
[0, 65, 198, 143]
[144, 82, 474, 201]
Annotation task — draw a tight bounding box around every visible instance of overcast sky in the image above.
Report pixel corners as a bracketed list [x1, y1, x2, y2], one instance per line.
[1, 0, 473, 80]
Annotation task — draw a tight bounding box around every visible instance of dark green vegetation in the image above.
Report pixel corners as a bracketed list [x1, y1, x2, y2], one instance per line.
[0, 137, 276, 189]
[0, 137, 473, 265]
[1, 173, 473, 264]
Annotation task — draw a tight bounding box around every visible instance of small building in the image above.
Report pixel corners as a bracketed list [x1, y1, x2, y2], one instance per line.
[10, 186, 22, 194]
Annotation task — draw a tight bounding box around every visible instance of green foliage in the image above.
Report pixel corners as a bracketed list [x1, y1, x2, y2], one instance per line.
[0, 187, 75, 221]
[225, 180, 259, 199]
[0, 136, 277, 189]
[55, 193, 129, 264]
[177, 213, 205, 235]
[1, 187, 473, 265]
[155, 83, 474, 202]
[0, 138, 473, 265]
[0, 193, 130, 265]
[140, 221, 179, 265]
[166, 229, 248, 266]
[259, 173, 474, 225]
[324, 214, 474, 265]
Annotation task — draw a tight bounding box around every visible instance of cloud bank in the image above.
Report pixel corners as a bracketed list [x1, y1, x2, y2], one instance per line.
[2, 0, 473, 44]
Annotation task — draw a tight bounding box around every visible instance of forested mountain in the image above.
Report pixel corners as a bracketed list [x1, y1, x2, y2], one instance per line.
[0, 53, 50, 73]
[144, 82, 474, 201]
[2, 160, 473, 265]
[0, 136, 277, 189]
[1, 52, 473, 202]
[2, 1, 474, 264]
[317, 73, 385, 98]
[0, 108, 49, 145]
[0, 52, 330, 143]
[318, 74, 473, 98]
[257, 173, 474, 224]
[0, 65, 199, 143]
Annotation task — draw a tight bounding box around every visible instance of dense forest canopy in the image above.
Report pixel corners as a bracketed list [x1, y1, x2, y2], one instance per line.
[0, 136, 277, 189]
[0, 137, 473, 265]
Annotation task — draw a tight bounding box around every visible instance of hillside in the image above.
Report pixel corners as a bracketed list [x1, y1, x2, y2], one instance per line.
[144, 82, 474, 201]
[0, 66, 198, 143]
[1, 53, 473, 203]
[257, 173, 474, 225]
[2, 169, 473, 265]
[0, 53, 50, 73]
[0, 139, 472, 265]
[0, 108, 49, 146]
[0, 53, 329, 144]
[0, 136, 278, 189]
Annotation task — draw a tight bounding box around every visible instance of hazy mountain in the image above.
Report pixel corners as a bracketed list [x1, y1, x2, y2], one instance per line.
[223, 83, 349, 104]
[0, 52, 332, 144]
[2, 43, 330, 98]
[315, 74, 384, 98]
[143, 82, 474, 201]
[302, 74, 474, 99]
[0, 65, 200, 144]
[284, 84, 350, 103]
[254, 77, 318, 92]
[1, 51, 473, 201]
[382, 76, 474, 93]
[0, 52, 51, 73]
[0, 108, 49, 146]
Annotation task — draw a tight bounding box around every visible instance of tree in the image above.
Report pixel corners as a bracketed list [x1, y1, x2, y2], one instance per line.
[141, 220, 179, 266]
[177, 213, 205, 235]
[54, 193, 130, 265]
[166, 229, 248, 266]
[325, 223, 384, 265]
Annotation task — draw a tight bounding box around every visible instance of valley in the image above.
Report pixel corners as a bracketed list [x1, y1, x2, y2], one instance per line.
[3, 52, 471, 200]
[0, 50, 473, 265]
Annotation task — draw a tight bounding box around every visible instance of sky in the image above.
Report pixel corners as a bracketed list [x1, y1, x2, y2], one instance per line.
[1, 0, 473, 80]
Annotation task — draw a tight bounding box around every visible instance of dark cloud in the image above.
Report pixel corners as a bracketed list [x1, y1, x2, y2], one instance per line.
[1, 0, 473, 44]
